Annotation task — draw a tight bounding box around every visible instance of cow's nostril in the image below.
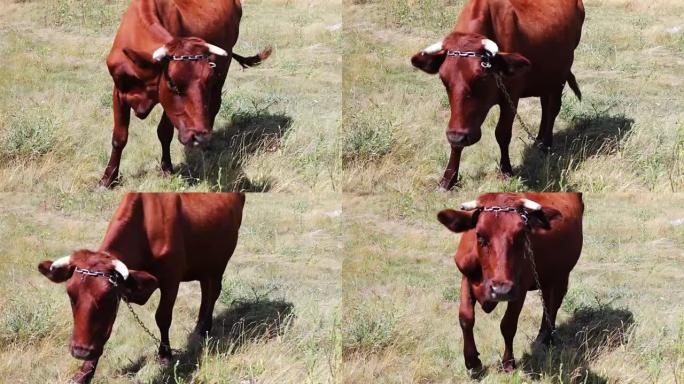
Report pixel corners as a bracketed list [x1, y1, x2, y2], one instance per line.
[191, 133, 211, 147]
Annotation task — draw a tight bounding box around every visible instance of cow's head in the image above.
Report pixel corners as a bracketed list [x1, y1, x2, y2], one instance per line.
[411, 33, 531, 147]
[124, 37, 228, 146]
[438, 195, 560, 302]
[38, 250, 157, 360]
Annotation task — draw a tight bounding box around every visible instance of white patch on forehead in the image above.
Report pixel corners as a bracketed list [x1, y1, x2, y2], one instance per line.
[460, 200, 479, 211]
[152, 46, 169, 62]
[112, 260, 129, 280]
[520, 199, 542, 211]
[422, 40, 444, 54]
[51, 256, 71, 270]
[481, 39, 499, 56]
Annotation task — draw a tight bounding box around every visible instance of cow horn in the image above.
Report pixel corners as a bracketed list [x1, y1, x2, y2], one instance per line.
[112, 260, 129, 280]
[481, 39, 499, 56]
[460, 200, 479, 211]
[521, 198, 542, 211]
[422, 40, 444, 54]
[205, 43, 228, 57]
[152, 46, 169, 62]
[50, 256, 71, 271]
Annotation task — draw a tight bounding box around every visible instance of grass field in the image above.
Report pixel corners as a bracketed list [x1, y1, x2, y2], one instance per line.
[0, 193, 341, 383]
[342, 193, 684, 383]
[0, 0, 341, 192]
[343, 0, 684, 193]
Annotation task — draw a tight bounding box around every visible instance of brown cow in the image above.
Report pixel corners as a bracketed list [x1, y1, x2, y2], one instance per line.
[411, 0, 585, 190]
[37, 193, 245, 383]
[438, 192, 583, 372]
[100, 0, 271, 188]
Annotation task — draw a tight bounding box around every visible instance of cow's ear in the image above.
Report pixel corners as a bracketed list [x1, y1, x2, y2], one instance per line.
[38, 260, 74, 283]
[123, 48, 157, 69]
[494, 52, 531, 76]
[527, 207, 562, 231]
[411, 51, 446, 74]
[438, 209, 479, 233]
[122, 270, 158, 305]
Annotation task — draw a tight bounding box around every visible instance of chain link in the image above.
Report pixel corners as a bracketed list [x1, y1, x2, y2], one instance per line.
[123, 300, 169, 349]
[169, 54, 216, 68]
[523, 233, 555, 335]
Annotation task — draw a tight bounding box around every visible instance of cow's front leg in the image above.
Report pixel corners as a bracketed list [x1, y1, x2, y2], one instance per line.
[495, 100, 517, 177]
[155, 284, 179, 365]
[70, 359, 98, 384]
[537, 87, 563, 151]
[99, 88, 131, 188]
[438, 146, 464, 191]
[459, 277, 482, 371]
[500, 290, 527, 372]
[535, 278, 568, 346]
[157, 113, 174, 176]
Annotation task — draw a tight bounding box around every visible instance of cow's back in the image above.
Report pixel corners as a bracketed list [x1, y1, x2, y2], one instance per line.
[456, 0, 585, 96]
[101, 193, 245, 283]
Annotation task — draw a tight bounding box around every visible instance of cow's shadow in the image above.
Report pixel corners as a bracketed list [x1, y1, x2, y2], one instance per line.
[176, 109, 293, 192]
[119, 298, 294, 382]
[518, 305, 634, 383]
[515, 111, 634, 190]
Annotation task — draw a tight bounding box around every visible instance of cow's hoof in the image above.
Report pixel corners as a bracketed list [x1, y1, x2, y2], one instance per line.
[70, 372, 93, 384]
[502, 358, 516, 373]
[160, 163, 174, 177]
[436, 186, 449, 193]
[465, 356, 482, 371]
[158, 354, 174, 367]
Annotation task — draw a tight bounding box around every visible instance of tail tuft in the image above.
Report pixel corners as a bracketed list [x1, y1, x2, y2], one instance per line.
[567, 71, 582, 101]
[232, 46, 273, 69]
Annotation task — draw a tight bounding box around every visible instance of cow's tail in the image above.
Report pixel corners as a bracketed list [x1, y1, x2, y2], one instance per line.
[567, 71, 582, 101]
[232, 46, 273, 69]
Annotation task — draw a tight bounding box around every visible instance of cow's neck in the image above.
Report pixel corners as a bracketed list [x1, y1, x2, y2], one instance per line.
[98, 217, 148, 271]
[454, 0, 495, 39]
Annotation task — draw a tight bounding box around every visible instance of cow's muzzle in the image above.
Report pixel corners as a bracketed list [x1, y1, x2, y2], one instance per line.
[446, 131, 480, 147]
[70, 344, 100, 360]
[179, 130, 212, 148]
[485, 279, 514, 302]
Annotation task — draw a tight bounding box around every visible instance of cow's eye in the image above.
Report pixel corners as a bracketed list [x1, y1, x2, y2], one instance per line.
[167, 78, 181, 95]
[68, 293, 76, 305]
[476, 233, 488, 247]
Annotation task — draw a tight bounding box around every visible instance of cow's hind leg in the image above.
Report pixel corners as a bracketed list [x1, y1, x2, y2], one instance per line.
[99, 88, 131, 188]
[195, 277, 222, 336]
[459, 277, 482, 371]
[535, 278, 568, 346]
[155, 284, 179, 365]
[500, 289, 528, 372]
[496, 100, 517, 177]
[157, 113, 174, 176]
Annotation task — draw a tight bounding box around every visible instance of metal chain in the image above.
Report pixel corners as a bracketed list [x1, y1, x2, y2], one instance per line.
[493, 72, 541, 147]
[123, 300, 169, 348]
[169, 54, 216, 68]
[523, 233, 555, 335]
